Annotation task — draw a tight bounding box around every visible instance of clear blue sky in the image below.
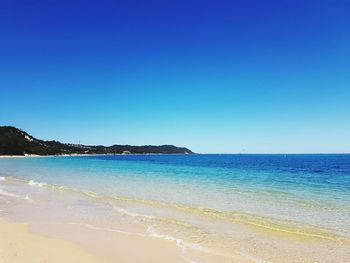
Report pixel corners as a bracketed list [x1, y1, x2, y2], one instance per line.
[1, 0, 349, 153]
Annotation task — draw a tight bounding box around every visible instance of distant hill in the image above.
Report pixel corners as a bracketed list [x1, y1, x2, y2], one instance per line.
[0, 126, 193, 155]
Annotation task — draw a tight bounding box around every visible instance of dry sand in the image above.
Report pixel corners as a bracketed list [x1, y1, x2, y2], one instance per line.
[0, 219, 103, 263]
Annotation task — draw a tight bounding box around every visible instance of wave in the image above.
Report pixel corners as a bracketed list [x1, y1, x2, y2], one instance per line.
[64, 221, 266, 263]
[146, 226, 270, 263]
[0, 189, 21, 198]
[113, 206, 156, 220]
[0, 176, 5, 181]
[147, 225, 204, 263]
[28, 180, 46, 187]
[4, 175, 349, 242]
[147, 225, 206, 251]
[66, 222, 203, 263]
[111, 194, 348, 242]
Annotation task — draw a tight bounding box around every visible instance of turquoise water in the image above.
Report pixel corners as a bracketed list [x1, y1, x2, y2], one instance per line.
[1, 154, 350, 238]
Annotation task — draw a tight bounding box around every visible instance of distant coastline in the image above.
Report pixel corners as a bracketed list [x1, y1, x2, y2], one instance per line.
[0, 126, 193, 156]
[0, 153, 192, 158]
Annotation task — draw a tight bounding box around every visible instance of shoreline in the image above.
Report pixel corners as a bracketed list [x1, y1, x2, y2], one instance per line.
[1, 174, 349, 262]
[1, 156, 350, 262]
[3, 174, 348, 242]
[2, 153, 349, 159]
[0, 217, 206, 263]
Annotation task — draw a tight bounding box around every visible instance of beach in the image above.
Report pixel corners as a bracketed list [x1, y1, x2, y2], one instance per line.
[2, 0, 349, 261]
[0, 218, 203, 263]
[0, 219, 102, 263]
[0, 154, 350, 262]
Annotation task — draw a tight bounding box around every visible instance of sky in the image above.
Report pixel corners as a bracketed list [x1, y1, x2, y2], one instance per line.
[1, 0, 350, 153]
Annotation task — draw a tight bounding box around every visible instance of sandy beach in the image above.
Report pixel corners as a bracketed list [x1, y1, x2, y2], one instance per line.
[0, 219, 198, 263]
[0, 219, 102, 263]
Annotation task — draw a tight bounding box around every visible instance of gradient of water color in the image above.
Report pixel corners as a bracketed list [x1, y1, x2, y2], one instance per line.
[1, 154, 349, 237]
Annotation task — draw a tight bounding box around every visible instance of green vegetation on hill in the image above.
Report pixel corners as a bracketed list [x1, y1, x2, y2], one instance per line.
[0, 126, 193, 155]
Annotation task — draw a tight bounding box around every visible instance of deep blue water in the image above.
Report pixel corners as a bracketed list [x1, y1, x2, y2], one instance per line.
[89, 154, 350, 189]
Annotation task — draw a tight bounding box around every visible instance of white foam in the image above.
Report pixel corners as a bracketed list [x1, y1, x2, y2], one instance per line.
[113, 206, 155, 220]
[0, 189, 21, 198]
[147, 226, 206, 263]
[0, 176, 5, 181]
[147, 226, 204, 250]
[28, 180, 46, 187]
[146, 226, 256, 263]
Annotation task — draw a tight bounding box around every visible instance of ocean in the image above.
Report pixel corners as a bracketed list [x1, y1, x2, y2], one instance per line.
[0, 154, 349, 262]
